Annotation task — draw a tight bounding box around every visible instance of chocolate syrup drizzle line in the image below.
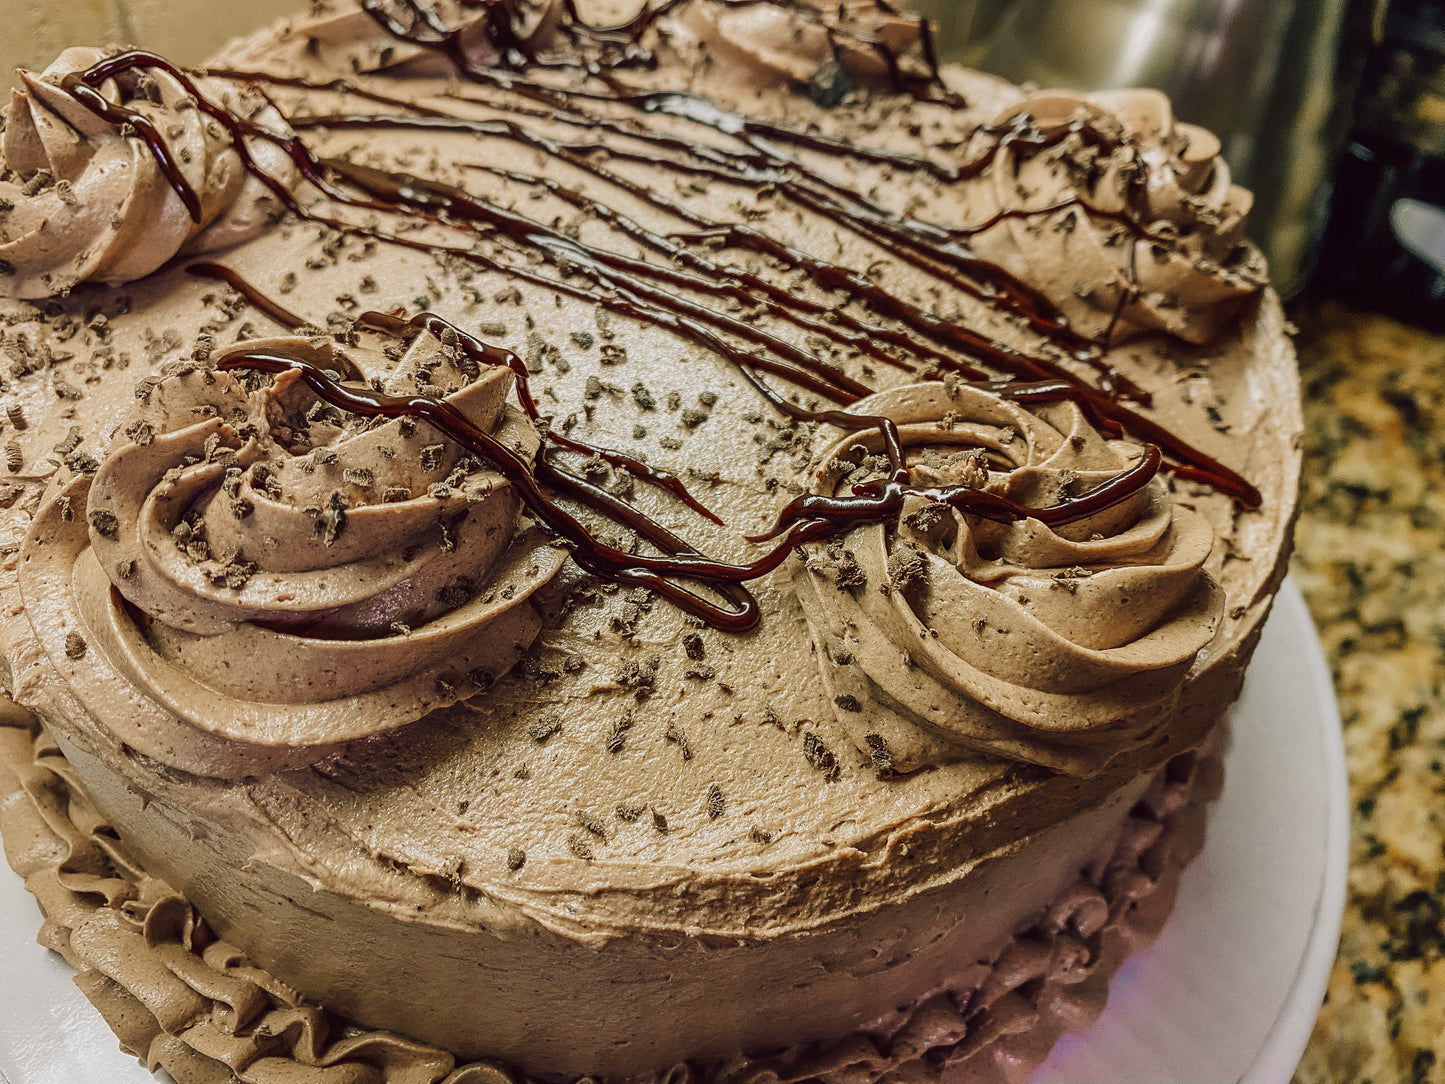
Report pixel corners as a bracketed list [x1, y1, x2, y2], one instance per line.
[343, 4, 1105, 344]
[61, 50, 1258, 624]
[215, 350, 1159, 633]
[285, 108, 1147, 400]
[80, 47, 1255, 508]
[748, 440, 1164, 542]
[185, 260, 726, 528]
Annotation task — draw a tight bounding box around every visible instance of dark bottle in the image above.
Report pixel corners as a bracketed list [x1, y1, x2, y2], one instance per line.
[1318, 0, 1445, 330]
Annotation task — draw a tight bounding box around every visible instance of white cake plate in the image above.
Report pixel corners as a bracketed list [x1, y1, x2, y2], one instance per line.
[0, 578, 1348, 1084]
[1036, 578, 1348, 1083]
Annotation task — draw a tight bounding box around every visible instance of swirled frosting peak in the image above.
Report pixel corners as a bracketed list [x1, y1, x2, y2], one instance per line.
[674, 0, 934, 90]
[0, 48, 298, 299]
[286, 0, 575, 77]
[964, 88, 1265, 345]
[18, 332, 565, 777]
[793, 382, 1222, 776]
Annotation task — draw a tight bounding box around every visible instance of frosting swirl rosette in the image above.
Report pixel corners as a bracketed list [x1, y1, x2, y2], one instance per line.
[792, 382, 1222, 776]
[963, 89, 1265, 345]
[673, 0, 932, 89]
[18, 333, 565, 778]
[0, 47, 297, 298]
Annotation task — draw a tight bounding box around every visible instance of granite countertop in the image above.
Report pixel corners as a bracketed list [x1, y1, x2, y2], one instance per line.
[1289, 303, 1445, 1084]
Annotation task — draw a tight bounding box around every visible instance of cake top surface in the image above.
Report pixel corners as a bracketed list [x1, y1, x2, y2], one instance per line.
[0, 0, 1300, 940]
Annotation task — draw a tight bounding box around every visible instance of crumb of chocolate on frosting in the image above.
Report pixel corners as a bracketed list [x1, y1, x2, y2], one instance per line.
[664, 722, 694, 761]
[802, 730, 841, 780]
[64, 631, 87, 659]
[575, 811, 608, 840]
[529, 714, 562, 743]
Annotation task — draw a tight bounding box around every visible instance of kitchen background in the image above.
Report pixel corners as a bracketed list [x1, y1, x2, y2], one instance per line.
[3, 0, 1444, 1080]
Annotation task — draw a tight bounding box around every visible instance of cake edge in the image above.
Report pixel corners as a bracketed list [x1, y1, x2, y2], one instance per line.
[0, 686, 1221, 1084]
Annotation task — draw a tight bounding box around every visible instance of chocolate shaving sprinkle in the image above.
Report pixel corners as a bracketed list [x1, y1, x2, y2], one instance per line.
[606, 710, 634, 754]
[88, 509, 119, 538]
[64, 630, 87, 659]
[705, 782, 726, 819]
[575, 811, 608, 839]
[887, 545, 928, 592]
[802, 731, 841, 780]
[506, 847, 526, 871]
[630, 381, 656, 410]
[529, 713, 562, 743]
[123, 419, 155, 446]
[53, 427, 82, 457]
[664, 722, 694, 761]
[865, 733, 894, 775]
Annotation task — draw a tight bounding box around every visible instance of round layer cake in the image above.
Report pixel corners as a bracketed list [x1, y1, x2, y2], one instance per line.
[0, 1, 1301, 1080]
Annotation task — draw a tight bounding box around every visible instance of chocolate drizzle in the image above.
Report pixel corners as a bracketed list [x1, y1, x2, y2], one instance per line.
[215, 348, 1161, 631]
[57, 12, 1264, 630]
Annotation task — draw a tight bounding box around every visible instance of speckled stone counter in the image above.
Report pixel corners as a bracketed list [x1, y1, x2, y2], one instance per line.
[1289, 304, 1445, 1084]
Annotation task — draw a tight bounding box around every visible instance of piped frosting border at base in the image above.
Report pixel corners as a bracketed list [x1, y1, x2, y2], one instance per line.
[0, 690, 1220, 1084]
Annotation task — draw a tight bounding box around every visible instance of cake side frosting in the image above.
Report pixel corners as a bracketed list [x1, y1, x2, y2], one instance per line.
[0, 0, 1301, 1078]
[0, 686, 1219, 1084]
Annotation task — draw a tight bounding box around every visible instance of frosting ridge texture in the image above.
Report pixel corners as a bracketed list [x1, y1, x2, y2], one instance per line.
[0, 48, 297, 298]
[966, 89, 1264, 345]
[795, 382, 1223, 775]
[17, 333, 563, 777]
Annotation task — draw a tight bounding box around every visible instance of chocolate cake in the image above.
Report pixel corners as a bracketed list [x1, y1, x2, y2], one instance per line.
[0, 1, 1301, 1080]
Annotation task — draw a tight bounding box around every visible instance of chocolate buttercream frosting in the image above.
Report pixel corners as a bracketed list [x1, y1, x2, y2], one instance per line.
[965, 89, 1264, 346]
[0, 690, 1221, 1084]
[0, 48, 297, 298]
[18, 332, 563, 776]
[0, 0, 1301, 1079]
[795, 382, 1221, 775]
